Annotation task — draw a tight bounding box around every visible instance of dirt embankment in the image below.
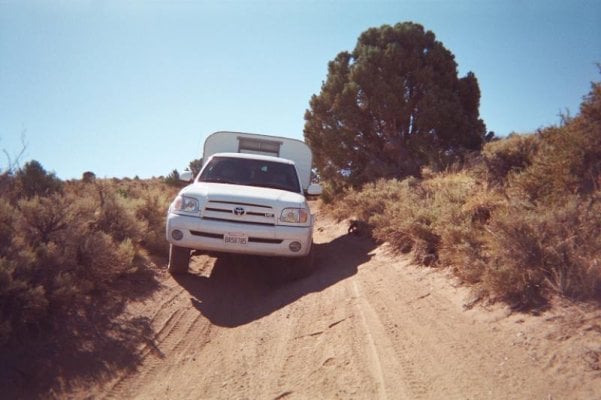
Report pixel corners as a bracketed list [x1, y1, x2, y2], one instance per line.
[10, 206, 601, 399]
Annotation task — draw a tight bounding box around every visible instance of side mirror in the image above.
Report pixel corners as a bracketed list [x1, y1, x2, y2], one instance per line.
[179, 170, 194, 182]
[306, 183, 322, 196]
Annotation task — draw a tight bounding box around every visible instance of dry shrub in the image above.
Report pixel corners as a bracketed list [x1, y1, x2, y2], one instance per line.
[0, 199, 14, 252]
[509, 124, 601, 203]
[509, 81, 600, 203]
[12, 190, 138, 281]
[418, 173, 483, 267]
[482, 194, 601, 306]
[439, 189, 506, 284]
[77, 233, 137, 282]
[341, 173, 485, 266]
[17, 194, 69, 244]
[0, 175, 175, 397]
[337, 178, 420, 251]
[331, 166, 601, 307]
[478, 80, 601, 306]
[482, 206, 547, 306]
[340, 178, 417, 222]
[329, 161, 600, 307]
[94, 183, 145, 243]
[480, 132, 539, 186]
[97, 178, 178, 256]
[135, 186, 175, 256]
[318, 181, 339, 205]
[0, 176, 175, 346]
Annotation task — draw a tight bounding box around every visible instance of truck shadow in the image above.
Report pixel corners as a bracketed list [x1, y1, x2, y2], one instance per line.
[173, 233, 377, 327]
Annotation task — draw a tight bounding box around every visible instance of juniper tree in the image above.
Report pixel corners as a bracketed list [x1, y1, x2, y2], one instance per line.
[304, 22, 487, 187]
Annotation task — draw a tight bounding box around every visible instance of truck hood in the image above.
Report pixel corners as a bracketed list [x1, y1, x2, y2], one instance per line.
[180, 182, 306, 208]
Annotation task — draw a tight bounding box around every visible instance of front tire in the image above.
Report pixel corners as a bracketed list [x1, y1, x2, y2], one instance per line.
[168, 244, 190, 275]
[287, 242, 316, 280]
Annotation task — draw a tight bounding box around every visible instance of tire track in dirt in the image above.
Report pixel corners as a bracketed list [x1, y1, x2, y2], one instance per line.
[353, 247, 601, 400]
[351, 278, 427, 400]
[102, 282, 212, 399]
[350, 279, 393, 400]
[357, 252, 516, 399]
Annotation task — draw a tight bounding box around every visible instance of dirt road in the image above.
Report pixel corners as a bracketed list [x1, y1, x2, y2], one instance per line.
[87, 207, 600, 399]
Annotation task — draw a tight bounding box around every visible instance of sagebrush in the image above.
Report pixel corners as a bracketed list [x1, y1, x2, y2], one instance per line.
[0, 167, 177, 346]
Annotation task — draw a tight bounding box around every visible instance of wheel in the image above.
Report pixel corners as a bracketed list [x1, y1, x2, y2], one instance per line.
[168, 244, 190, 275]
[286, 242, 316, 280]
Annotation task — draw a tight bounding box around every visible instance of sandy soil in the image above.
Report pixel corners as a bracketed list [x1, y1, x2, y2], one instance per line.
[77, 206, 601, 400]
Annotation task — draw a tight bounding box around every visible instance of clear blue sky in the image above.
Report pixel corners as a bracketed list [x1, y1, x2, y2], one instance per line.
[1, 0, 599, 179]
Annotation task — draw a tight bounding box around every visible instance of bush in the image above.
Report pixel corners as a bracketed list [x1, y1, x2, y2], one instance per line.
[318, 181, 339, 205]
[480, 132, 539, 186]
[338, 173, 484, 266]
[15, 160, 63, 198]
[483, 194, 601, 306]
[508, 81, 601, 204]
[0, 176, 179, 347]
[435, 186, 505, 283]
[135, 187, 174, 256]
[17, 194, 69, 244]
[0, 198, 14, 253]
[94, 183, 145, 243]
[329, 155, 600, 306]
[368, 178, 438, 262]
[0, 256, 49, 346]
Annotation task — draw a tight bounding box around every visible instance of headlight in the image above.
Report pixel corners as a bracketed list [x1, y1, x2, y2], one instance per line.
[280, 208, 309, 224]
[172, 195, 199, 213]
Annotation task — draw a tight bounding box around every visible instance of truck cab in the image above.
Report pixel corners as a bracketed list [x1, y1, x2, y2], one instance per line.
[166, 132, 321, 277]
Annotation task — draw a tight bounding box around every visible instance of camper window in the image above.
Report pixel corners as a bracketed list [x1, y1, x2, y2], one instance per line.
[237, 137, 282, 157]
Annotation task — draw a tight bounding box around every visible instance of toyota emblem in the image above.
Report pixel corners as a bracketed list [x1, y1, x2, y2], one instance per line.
[233, 207, 245, 216]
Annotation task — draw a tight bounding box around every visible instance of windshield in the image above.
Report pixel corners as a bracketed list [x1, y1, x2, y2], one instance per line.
[199, 156, 301, 193]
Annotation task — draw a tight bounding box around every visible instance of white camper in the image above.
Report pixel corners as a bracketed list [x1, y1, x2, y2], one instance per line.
[166, 131, 321, 278]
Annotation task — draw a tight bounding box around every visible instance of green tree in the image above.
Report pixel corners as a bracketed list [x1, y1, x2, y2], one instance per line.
[304, 22, 487, 188]
[82, 171, 96, 183]
[188, 158, 203, 177]
[16, 160, 63, 198]
[164, 169, 181, 186]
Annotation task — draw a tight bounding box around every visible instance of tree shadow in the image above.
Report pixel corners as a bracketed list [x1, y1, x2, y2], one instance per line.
[0, 264, 162, 399]
[174, 233, 377, 327]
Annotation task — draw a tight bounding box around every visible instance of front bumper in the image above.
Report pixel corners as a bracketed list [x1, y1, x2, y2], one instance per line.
[166, 213, 313, 257]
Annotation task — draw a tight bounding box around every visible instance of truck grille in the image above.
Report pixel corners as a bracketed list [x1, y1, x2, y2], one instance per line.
[202, 200, 276, 226]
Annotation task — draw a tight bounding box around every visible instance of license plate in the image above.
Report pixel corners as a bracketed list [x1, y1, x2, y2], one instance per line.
[224, 232, 248, 245]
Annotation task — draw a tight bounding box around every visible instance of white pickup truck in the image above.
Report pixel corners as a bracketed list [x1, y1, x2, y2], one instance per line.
[166, 131, 321, 277]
